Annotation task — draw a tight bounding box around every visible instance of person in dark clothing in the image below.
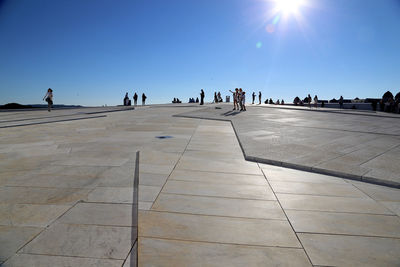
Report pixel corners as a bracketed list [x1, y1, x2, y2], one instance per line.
[200, 89, 205, 105]
[124, 92, 129, 106]
[214, 92, 218, 103]
[133, 92, 138, 106]
[252, 92, 256, 104]
[196, 97, 199, 103]
[142, 93, 147, 105]
[259, 91, 262, 104]
[339, 96, 344, 109]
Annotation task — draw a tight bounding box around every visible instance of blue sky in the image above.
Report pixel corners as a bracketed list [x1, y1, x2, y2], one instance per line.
[0, 0, 399, 106]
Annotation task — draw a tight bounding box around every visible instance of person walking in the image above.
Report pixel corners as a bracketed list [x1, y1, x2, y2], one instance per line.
[43, 88, 53, 112]
[200, 89, 205, 105]
[259, 91, 262, 104]
[142, 93, 147, 105]
[133, 92, 138, 106]
[252, 92, 255, 104]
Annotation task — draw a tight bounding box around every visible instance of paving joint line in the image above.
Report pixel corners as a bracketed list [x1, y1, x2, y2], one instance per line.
[149, 123, 199, 210]
[160, 191, 275, 201]
[259, 164, 314, 266]
[138, 236, 303, 250]
[144, 208, 287, 222]
[295, 232, 400, 240]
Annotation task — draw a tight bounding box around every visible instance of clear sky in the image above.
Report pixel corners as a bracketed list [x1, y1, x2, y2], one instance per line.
[1, 0, 399, 106]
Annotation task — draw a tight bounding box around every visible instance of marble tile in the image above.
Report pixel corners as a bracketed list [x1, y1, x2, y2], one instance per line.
[286, 210, 400, 238]
[269, 181, 367, 198]
[22, 223, 133, 259]
[152, 193, 286, 220]
[138, 237, 311, 267]
[0, 204, 70, 227]
[169, 169, 267, 186]
[260, 164, 347, 184]
[299, 233, 400, 267]
[87, 185, 160, 203]
[277, 193, 393, 215]
[5, 173, 102, 189]
[2, 254, 124, 267]
[0, 226, 42, 264]
[163, 180, 276, 200]
[139, 211, 300, 248]
[350, 180, 400, 202]
[59, 202, 135, 227]
[379, 201, 400, 216]
[0, 187, 90, 205]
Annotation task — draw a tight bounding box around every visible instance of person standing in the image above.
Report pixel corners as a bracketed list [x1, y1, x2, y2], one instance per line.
[241, 90, 246, 111]
[307, 94, 312, 108]
[142, 93, 147, 105]
[229, 88, 239, 110]
[314, 95, 318, 108]
[43, 88, 53, 112]
[238, 88, 243, 110]
[258, 91, 262, 104]
[339, 96, 344, 109]
[252, 92, 256, 104]
[200, 89, 205, 105]
[214, 92, 218, 103]
[133, 92, 138, 106]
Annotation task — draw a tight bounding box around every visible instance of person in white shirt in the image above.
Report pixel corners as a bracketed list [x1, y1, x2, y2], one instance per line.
[43, 88, 53, 112]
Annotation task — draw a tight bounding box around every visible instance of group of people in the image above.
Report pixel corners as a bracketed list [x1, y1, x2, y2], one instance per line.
[293, 94, 319, 108]
[172, 98, 182, 103]
[265, 98, 285, 105]
[188, 97, 199, 103]
[213, 92, 223, 103]
[124, 92, 147, 106]
[229, 88, 247, 111]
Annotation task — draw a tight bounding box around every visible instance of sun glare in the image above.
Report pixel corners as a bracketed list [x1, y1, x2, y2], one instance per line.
[275, 0, 304, 15]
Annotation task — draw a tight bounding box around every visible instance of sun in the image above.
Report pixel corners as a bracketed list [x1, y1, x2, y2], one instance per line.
[275, 0, 304, 15]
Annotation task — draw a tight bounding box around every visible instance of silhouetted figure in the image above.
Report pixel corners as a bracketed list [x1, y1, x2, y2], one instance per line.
[214, 92, 218, 103]
[293, 96, 300, 105]
[124, 92, 129, 106]
[281, 99, 285, 105]
[339, 96, 344, 109]
[133, 93, 138, 106]
[269, 98, 274, 104]
[252, 92, 255, 104]
[142, 93, 147, 105]
[314, 95, 318, 108]
[200, 89, 205, 105]
[217, 92, 222, 102]
[196, 97, 199, 103]
[43, 88, 53, 112]
[259, 91, 262, 104]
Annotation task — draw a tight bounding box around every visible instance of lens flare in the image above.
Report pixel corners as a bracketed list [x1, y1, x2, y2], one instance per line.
[275, 0, 304, 15]
[256, 41, 263, 48]
[266, 24, 275, 33]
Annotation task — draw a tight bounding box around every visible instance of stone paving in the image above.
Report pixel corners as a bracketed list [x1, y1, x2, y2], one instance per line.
[177, 103, 400, 188]
[0, 105, 399, 266]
